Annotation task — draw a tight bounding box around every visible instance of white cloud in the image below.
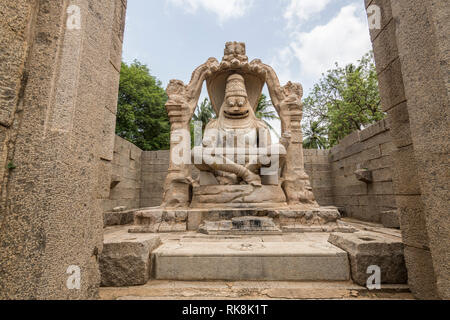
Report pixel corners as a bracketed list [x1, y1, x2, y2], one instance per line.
[283, 0, 332, 26]
[273, 4, 372, 92]
[292, 5, 372, 81]
[270, 46, 296, 86]
[166, 0, 254, 23]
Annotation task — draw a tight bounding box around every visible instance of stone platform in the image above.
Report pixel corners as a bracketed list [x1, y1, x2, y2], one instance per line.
[153, 239, 350, 281]
[101, 221, 407, 288]
[128, 206, 350, 234]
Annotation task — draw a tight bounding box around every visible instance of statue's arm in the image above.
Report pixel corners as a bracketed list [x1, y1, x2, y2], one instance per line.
[202, 120, 218, 147]
[257, 123, 272, 148]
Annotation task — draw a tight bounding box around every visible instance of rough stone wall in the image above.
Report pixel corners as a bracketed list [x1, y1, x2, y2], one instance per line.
[329, 120, 396, 222]
[0, 0, 127, 300]
[101, 136, 142, 213]
[303, 149, 334, 206]
[366, 0, 449, 299]
[140, 150, 171, 208]
[389, 0, 449, 300]
[0, 0, 36, 205]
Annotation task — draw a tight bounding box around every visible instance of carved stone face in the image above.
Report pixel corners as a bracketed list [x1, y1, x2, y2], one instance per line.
[222, 74, 252, 120]
[223, 94, 251, 119]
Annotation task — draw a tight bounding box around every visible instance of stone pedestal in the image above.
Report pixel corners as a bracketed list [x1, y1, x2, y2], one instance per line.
[153, 241, 350, 281]
[129, 206, 345, 234]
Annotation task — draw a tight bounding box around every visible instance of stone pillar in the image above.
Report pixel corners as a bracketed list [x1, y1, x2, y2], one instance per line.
[287, 98, 307, 178]
[160, 59, 215, 208]
[389, 0, 449, 299]
[162, 90, 193, 208]
[0, 0, 127, 299]
[366, 0, 449, 299]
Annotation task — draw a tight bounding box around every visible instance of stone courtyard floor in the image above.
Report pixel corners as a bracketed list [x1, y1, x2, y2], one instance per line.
[99, 280, 412, 300]
[100, 220, 413, 300]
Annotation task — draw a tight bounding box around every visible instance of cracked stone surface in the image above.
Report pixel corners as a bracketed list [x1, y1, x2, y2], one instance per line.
[99, 280, 413, 300]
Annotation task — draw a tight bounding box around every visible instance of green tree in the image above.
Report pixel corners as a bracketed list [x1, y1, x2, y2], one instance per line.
[255, 94, 280, 137]
[192, 98, 216, 132]
[116, 60, 170, 151]
[303, 121, 329, 149]
[303, 51, 383, 148]
[191, 98, 215, 146]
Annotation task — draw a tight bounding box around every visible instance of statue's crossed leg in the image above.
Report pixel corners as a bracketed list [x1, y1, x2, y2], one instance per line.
[195, 154, 262, 187]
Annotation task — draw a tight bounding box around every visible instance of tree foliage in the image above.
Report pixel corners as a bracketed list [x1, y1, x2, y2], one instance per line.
[116, 60, 170, 151]
[256, 94, 280, 137]
[302, 52, 384, 148]
[303, 121, 329, 149]
[192, 98, 215, 132]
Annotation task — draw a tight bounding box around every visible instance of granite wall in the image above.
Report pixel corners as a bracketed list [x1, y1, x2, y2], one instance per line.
[303, 149, 334, 206]
[366, 0, 449, 299]
[0, 0, 127, 300]
[101, 136, 142, 213]
[140, 150, 170, 208]
[329, 120, 396, 222]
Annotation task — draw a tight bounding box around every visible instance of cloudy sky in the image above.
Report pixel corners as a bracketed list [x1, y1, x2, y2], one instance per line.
[122, 0, 373, 137]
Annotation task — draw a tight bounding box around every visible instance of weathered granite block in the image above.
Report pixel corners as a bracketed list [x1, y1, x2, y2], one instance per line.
[328, 231, 407, 286]
[275, 208, 341, 226]
[377, 58, 406, 112]
[381, 210, 400, 229]
[354, 168, 373, 184]
[199, 216, 282, 235]
[153, 241, 350, 281]
[100, 231, 161, 287]
[129, 208, 188, 233]
[103, 209, 136, 227]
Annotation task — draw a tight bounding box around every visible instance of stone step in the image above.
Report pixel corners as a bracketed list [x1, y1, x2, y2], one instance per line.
[100, 280, 413, 300]
[152, 241, 350, 281]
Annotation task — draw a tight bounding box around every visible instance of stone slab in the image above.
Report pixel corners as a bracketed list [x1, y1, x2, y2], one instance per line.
[153, 241, 350, 281]
[281, 224, 357, 233]
[129, 208, 188, 233]
[328, 231, 407, 286]
[100, 229, 161, 287]
[129, 222, 187, 234]
[199, 217, 282, 235]
[103, 209, 136, 227]
[381, 210, 400, 229]
[99, 280, 413, 300]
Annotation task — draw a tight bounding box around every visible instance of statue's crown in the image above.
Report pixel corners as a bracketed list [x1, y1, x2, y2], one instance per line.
[223, 42, 248, 63]
[206, 42, 262, 113]
[225, 74, 247, 98]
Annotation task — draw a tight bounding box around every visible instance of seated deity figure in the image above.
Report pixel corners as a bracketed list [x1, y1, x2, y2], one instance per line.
[192, 73, 286, 187]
